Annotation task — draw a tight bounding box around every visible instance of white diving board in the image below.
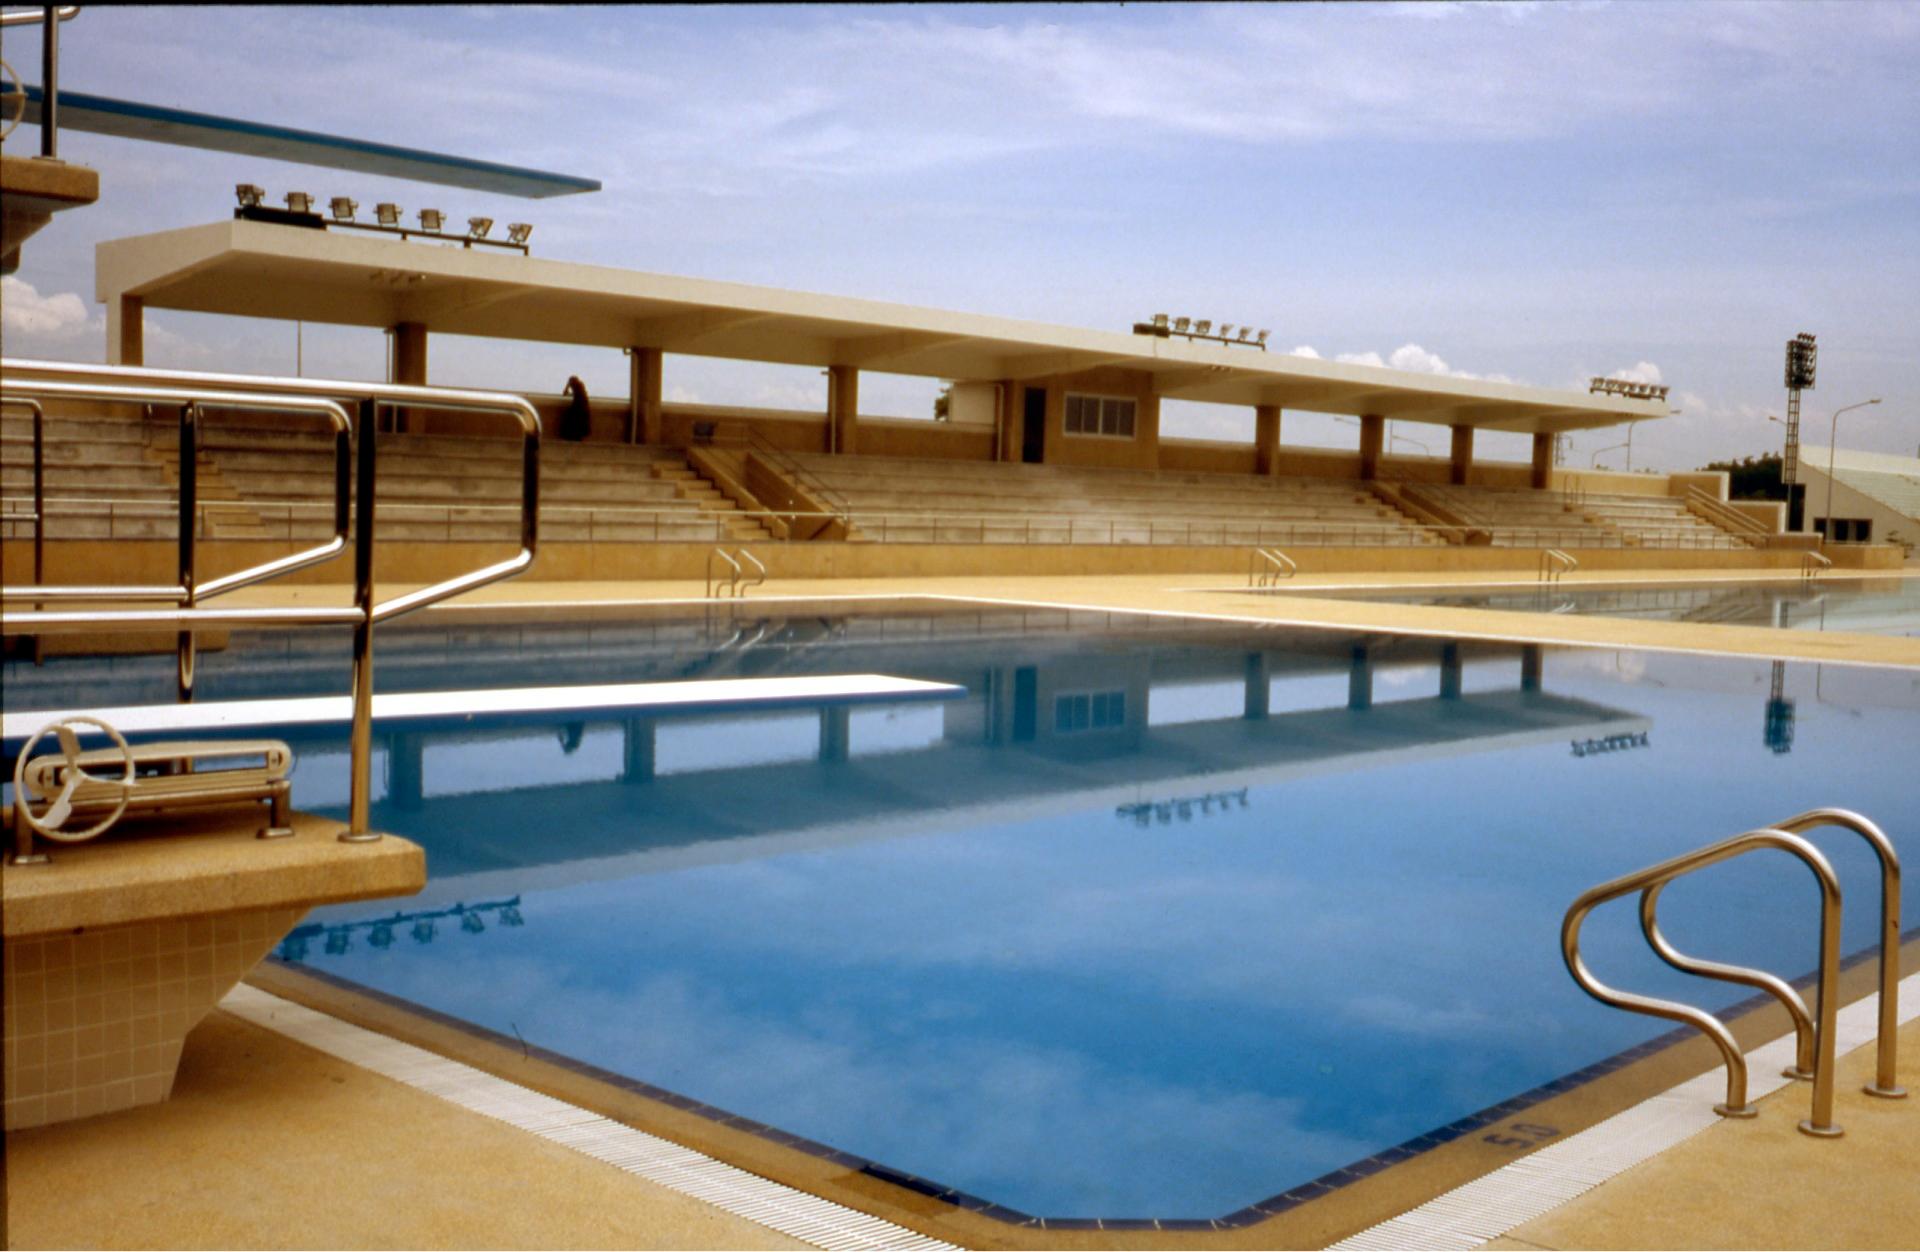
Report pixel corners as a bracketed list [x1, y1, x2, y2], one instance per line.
[2, 674, 963, 747]
[18, 84, 600, 198]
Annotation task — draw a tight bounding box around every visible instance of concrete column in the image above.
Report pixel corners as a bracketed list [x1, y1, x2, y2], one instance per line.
[390, 321, 428, 434]
[995, 379, 1018, 463]
[1439, 643, 1463, 700]
[107, 295, 144, 366]
[628, 346, 664, 445]
[1243, 652, 1271, 720]
[621, 718, 656, 783]
[388, 732, 425, 810]
[1358, 414, 1385, 481]
[1254, 404, 1282, 477]
[819, 705, 851, 762]
[1530, 432, 1554, 490]
[1520, 645, 1544, 693]
[1449, 425, 1474, 486]
[1348, 646, 1373, 712]
[827, 365, 859, 455]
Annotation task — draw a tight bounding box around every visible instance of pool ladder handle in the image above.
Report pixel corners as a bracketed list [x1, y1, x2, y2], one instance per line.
[1801, 550, 1833, 581]
[1249, 548, 1296, 587]
[705, 546, 767, 599]
[1539, 548, 1578, 583]
[1562, 808, 1905, 1140]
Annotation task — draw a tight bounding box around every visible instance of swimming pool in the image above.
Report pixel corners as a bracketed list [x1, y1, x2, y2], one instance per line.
[8, 608, 1918, 1220]
[1250, 576, 1920, 637]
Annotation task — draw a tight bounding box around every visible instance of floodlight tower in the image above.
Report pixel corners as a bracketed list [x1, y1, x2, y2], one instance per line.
[1782, 332, 1817, 530]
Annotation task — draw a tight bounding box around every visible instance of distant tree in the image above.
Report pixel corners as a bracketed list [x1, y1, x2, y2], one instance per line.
[1699, 452, 1786, 501]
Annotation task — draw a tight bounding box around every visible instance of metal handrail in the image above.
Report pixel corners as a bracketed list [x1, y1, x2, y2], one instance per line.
[0, 361, 540, 841]
[1249, 548, 1296, 587]
[1563, 827, 1845, 1136]
[1685, 486, 1771, 537]
[705, 547, 742, 598]
[1539, 549, 1577, 582]
[735, 548, 767, 595]
[1802, 551, 1833, 580]
[0, 7, 79, 27]
[747, 429, 853, 526]
[0, 398, 44, 595]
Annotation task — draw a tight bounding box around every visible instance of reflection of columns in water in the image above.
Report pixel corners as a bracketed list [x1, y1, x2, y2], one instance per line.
[1244, 652, 1271, 720]
[622, 718, 656, 783]
[388, 731, 425, 810]
[1348, 645, 1373, 711]
[819, 706, 851, 763]
[1439, 642, 1463, 701]
[1764, 660, 1794, 755]
[1520, 645, 1544, 693]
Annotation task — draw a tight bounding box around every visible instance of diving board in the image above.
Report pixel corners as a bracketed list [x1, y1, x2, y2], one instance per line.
[2, 673, 962, 748]
[16, 84, 600, 198]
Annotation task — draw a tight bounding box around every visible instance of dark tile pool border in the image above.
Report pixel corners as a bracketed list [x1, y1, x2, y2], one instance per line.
[262, 921, 1917, 1229]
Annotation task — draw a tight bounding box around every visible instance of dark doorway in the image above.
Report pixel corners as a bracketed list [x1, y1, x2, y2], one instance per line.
[1021, 388, 1047, 464]
[1011, 666, 1038, 742]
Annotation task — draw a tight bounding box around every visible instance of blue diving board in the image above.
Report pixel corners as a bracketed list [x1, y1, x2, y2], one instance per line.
[16, 84, 600, 198]
[2, 674, 962, 748]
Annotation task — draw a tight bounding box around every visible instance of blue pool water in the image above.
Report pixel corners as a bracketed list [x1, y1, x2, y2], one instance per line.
[1256, 576, 1920, 637]
[7, 610, 1918, 1218]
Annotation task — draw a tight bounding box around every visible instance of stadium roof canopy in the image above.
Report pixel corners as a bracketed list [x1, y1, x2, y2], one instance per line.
[100, 219, 1667, 434]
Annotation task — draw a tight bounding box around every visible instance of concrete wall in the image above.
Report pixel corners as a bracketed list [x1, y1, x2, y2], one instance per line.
[1798, 465, 1919, 548]
[1031, 367, 1163, 471]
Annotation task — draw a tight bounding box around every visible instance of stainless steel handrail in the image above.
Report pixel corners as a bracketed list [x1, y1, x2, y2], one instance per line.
[705, 547, 742, 598]
[1249, 548, 1296, 587]
[1802, 551, 1833, 580]
[0, 7, 79, 27]
[0, 361, 540, 841]
[1563, 827, 1845, 1136]
[735, 548, 767, 595]
[0, 398, 44, 595]
[1539, 548, 1577, 582]
[748, 429, 853, 527]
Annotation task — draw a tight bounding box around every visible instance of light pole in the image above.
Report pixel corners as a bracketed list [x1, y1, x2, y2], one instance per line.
[1821, 398, 1882, 542]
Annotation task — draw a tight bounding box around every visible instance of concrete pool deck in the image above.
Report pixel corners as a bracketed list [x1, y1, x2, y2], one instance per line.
[5, 565, 1916, 1249]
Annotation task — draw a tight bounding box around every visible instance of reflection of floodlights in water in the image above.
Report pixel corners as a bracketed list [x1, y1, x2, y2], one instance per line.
[324, 929, 351, 956]
[375, 202, 402, 227]
[369, 923, 394, 949]
[500, 906, 524, 927]
[467, 216, 493, 239]
[411, 919, 435, 944]
[329, 196, 357, 222]
[418, 208, 445, 233]
[280, 935, 308, 961]
[506, 222, 533, 245]
[461, 911, 486, 934]
[235, 183, 265, 208]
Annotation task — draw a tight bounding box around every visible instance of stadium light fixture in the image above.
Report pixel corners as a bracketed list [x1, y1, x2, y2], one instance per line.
[1153, 313, 1169, 330]
[1219, 323, 1235, 339]
[375, 202, 402, 227]
[1256, 330, 1269, 345]
[418, 208, 445, 233]
[1173, 317, 1191, 333]
[283, 191, 314, 214]
[506, 222, 533, 245]
[1195, 319, 1212, 335]
[235, 183, 265, 208]
[329, 197, 357, 222]
[467, 216, 493, 239]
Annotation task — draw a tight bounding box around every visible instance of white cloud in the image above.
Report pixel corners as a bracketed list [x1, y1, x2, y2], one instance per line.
[1287, 345, 1321, 359]
[1608, 361, 1664, 385]
[1, 277, 91, 338]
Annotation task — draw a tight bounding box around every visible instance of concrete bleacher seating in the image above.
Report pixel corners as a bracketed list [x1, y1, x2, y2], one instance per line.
[790, 454, 1440, 545]
[1413, 483, 1745, 549]
[2, 406, 202, 540]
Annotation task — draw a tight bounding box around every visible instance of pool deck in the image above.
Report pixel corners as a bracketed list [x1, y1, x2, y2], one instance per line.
[6, 564, 1917, 1250]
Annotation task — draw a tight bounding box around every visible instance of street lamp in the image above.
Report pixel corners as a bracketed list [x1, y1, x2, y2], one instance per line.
[1821, 398, 1882, 542]
[1590, 440, 1629, 469]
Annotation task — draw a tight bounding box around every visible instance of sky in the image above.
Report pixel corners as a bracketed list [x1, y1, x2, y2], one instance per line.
[3, 2, 1917, 472]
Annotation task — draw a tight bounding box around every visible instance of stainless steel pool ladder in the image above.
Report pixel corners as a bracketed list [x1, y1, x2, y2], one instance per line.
[704, 547, 766, 598]
[1801, 550, 1833, 581]
[1562, 808, 1904, 1138]
[1250, 548, 1296, 587]
[1539, 548, 1577, 583]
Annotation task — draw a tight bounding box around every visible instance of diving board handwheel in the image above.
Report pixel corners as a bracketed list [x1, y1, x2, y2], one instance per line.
[10, 716, 137, 855]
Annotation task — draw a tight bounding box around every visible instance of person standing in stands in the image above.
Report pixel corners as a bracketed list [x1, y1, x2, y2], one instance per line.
[560, 375, 591, 442]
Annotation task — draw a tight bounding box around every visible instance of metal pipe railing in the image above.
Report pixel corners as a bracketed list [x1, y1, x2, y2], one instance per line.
[1563, 827, 1845, 1136]
[1, 361, 540, 840]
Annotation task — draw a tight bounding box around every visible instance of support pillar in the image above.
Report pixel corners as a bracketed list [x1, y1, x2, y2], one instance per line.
[1348, 646, 1373, 712]
[1254, 404, 1282, 477]
[828, 365, 859, 455]
[1358, 414, 1385, 481]
[1449, 425, 1474, 486]
[1530, 432, 1554, 490]
[1521, 645, 1544, 693]
[107, 295, 144, 366]
[621, 718, 656, 783]
[390, 321, 428, 434]
[628, 346, 663, 445]
[1439, 643, 1463, 700]
[819, 706, 851, 762]
[995, 379, 1018, 463]
[1244, 652, 1271, 720]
